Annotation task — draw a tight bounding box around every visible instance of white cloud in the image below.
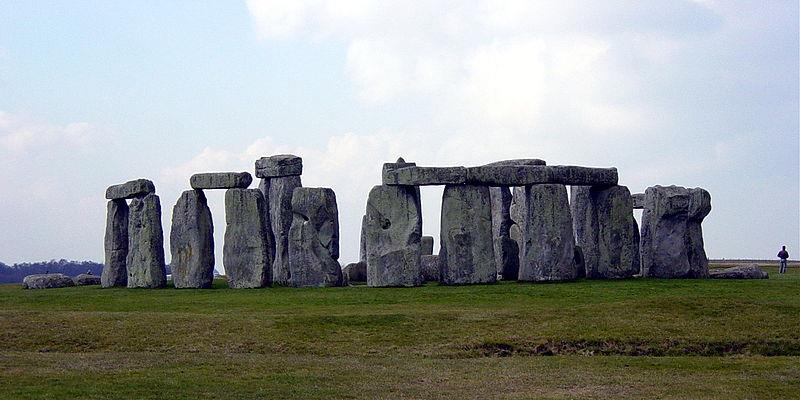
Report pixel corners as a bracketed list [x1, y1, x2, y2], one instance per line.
[0, 111, 95, 155]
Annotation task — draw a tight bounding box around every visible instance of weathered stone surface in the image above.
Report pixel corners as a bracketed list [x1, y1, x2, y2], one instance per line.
[421, 236, 434, 256]
[465, 165, 617, 186]
[255, 154, 303, 178]
[342, 261, 367, 285]
[259, 176, 301, 285]
[574, 246, 586, 278]
[709, 264, 768, 279]
[365, 185, 423, 287]
[74, 274, 101, 286]
[490, 186, 519, 280]
[420, 255, 440, 282]
[22, 274, 75, 289]
[126, 193, 167, 288]
[509, 187, 526, 261]
[519, 184, 577, 282]
[288, 187, 342, 287]
[381, 157, 416, 182]
[641, 185, 711, 278]
[359, 215, 368, 262]
[102, 199, 128, 288]
[440, 185, 496, 285]
[570, 185, 640, 279]
[485, 159, 547, 167]
[631, 193, 645, 209]
[383, 166, 467, 186]
[190, 172, 252, 189]
[105, 179, 155, 200]
[224, 188, 273, 288]
[170, 190, 215, 289]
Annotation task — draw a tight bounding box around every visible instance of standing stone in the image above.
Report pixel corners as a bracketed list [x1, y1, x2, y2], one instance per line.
[102, 199, 129, 288]
[224, 188, 273, 288]
[519, 184, 577, 282]
[359, 215, 368, 262]
[571, 185, 640, 279]
[170, 190, 215, 289]
[365, 185, 423, 287]
[259, 175, 302, 285]
[439, 185, 496, 285]
[490, 186, 519, 280]
[421, 236, 434, 256]
[640, 185, 711, 278]
[126, 193, 167, 288]
[288, 187, 342, 287]
[509, 187, 526, 259]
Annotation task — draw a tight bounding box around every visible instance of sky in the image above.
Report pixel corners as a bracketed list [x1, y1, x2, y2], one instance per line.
[0, 0, 797, 269]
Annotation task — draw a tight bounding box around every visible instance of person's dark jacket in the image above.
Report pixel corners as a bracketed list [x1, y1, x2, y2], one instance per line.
[778, 250, 789, 260]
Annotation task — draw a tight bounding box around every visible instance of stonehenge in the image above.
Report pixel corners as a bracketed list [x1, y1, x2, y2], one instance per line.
[100, 155, 714, 291]
[22, 274, 75, 289]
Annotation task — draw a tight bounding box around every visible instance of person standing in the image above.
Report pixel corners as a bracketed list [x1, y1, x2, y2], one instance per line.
[777, 246, 789, 274]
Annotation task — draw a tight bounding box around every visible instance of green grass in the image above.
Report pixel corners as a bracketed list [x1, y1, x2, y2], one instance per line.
[1, 265, 798, 399]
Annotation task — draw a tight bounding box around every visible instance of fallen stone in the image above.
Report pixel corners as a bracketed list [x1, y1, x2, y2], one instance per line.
[255, 154, 303, 178]
[365, 185, 423, 287]
[570, 185, 640, 279]
[190, 172, 252, 189]
[74, 274, 101, 286]
[383, 166, 467, 186]
[421, 255, 440, 282]
[440, 185, 496, 285]
[465, 165, 617, 187]
[519, 184, 577, 282]
[126, 193, 167, 288]
[260, 176, 301, 285]
[102, 199, 129, 288]
[288, 187, 342, 287]
[105, 179, 155, 200]
[490, 186, 519, 280]
[421, 236, 434, 256]
[342, 261, 367, 285]
[224, 188, 273, 288]
[709, 264, 768, 279]
[631, 193, 645, 209]
[22, 274, 75, 289]
[170, 190, 215, 289]
[640, 185, 711, 278]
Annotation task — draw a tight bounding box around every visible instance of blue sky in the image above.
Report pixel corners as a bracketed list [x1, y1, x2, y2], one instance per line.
[0, 0, 798, 268]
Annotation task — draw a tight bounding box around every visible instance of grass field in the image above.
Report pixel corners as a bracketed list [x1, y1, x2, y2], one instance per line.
[1, 264, 798, 399]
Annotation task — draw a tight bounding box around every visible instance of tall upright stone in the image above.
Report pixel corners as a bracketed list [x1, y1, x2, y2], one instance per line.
[365, 185, 422, 287]
[288, 187, 342, 287]
[102, 199, 129, 288]
[359, 214, 368, 262]
[170, 190, 215, 289]
[571, 185, 640, 279]
[421, 236, 434, 256]
[439, 185, 496, 285]
[126, 193, 167, 288]
[519, 184, 577, 282]
[509, 187, 526, 261]
[490, 186, 519, 280]
[641, 185, 711, 278]
[224, 188, 273, 288]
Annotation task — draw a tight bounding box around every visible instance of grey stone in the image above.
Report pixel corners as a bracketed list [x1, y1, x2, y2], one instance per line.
[288, 187, 343, 287]
[421, 236, 434, 256]
[260, 176, 301, 285]
[190, 172, 252, 189]
[548, 166, 618, 186]
[105, 179, 155, 200]
[640, 185, 711, 278]
[484, 159, 547, 167]
[381, 157, 416, 182]
[490, 186, 519, 280]
[102, 199, 128, 288]
[509, 187, 526, 262]
[519, 184, 577, 282]
[383, 166, 467, 186]
[359, 215, 368, 262]
[126, 193, 167, 288]
[365, 185, 423, 287]
[170, 190, 215, 289]
[74, 274, 101, 286]
[22, 274, 75, 289]
[631, 193, 645, 209]
[224, 188, 273, 288]
[464, 165, 617, 187]
[342, 261, 367, 285]
[255, 154, 303, 178]
[439, 185, 497, 285]
[574, 246, 586, 278]
[420, 255, 440, 282]
[570, 185, 640, 279]
[709, 264, 768, 279]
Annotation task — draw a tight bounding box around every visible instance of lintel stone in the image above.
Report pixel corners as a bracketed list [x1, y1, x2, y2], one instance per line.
[190, 172, 252, 189]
